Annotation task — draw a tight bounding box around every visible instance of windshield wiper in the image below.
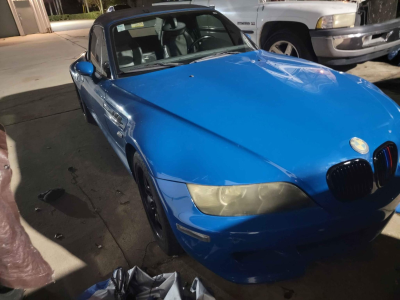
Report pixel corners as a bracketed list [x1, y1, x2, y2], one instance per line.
[189, 51, 241, 64]
[149, 62, 184, 67]
[122, 62, 184, 74]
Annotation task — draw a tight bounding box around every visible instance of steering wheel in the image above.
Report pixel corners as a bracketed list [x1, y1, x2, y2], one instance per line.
[188, 35, 215, 53]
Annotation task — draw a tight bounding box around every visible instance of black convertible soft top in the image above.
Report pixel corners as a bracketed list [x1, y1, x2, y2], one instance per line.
[94, 4, 212, 27]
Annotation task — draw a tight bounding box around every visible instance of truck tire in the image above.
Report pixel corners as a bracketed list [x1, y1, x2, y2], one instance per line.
[263, 29, 316, 62]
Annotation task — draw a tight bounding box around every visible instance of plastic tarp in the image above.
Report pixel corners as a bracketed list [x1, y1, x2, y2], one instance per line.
[0, 124, 53, 289]
[78, 266, 216, 300]
[388, 48, 400, 66]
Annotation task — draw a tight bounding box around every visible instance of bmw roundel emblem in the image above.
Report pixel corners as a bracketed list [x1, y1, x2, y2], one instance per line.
[350, 137, 369, 154]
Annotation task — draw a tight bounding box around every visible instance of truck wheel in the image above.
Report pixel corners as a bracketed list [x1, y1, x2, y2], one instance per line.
[133, 152, 184, 256]
[263, 29, 316, 62]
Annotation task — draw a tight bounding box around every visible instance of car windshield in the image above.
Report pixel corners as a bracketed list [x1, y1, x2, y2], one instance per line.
[111, 10, 256, 75]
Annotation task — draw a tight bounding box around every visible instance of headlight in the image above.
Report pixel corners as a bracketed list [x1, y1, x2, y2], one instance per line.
[187, 182, 315, 216]
[316, 13, 355, 29]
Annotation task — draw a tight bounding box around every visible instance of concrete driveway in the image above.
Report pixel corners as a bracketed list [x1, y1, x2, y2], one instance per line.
[51, 20, 94, 32]
[1, 29, 400, 300]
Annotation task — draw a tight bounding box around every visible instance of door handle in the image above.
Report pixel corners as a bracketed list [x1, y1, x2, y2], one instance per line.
[103, 103, 125, 129]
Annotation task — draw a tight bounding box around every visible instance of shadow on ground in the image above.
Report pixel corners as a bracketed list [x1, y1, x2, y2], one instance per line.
[48, 193, 97, 219]
[1, 84, 156, 299]
[375, 78, 400, 105]
[1, 79, 400, 299]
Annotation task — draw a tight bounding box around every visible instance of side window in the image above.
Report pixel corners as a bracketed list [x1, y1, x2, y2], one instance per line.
[89, 28, 98, 66]
[90, 26, 109, 76]
[101, 34, 109, 72]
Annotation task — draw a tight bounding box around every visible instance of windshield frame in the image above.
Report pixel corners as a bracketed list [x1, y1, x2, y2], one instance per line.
[108, 9, 257, 78]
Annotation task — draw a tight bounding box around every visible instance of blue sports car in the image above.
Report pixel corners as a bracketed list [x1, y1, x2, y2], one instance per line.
[70, 5, 400, 284]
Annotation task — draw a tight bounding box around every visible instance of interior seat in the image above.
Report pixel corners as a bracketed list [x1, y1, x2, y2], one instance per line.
[161, 18, 195, 57]
[114, 30, 144, 68]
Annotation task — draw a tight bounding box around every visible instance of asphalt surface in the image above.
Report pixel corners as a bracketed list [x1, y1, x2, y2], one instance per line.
[1, 21, 400, 299]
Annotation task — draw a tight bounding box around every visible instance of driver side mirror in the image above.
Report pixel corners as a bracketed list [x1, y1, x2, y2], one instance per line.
[76, 61, 94, 76]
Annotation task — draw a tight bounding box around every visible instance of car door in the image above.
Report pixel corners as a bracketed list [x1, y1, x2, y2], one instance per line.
[81, 26, 109, 130]
[209, 0, 261, 42]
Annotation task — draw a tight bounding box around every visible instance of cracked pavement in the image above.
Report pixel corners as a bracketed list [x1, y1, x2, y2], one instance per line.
[1, 24, 400, 300]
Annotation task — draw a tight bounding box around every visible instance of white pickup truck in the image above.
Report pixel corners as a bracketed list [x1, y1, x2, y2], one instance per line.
[155, 0, 400, 65]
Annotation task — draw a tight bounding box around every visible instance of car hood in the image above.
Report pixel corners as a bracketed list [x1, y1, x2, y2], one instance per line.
[114, 51, 400, 194]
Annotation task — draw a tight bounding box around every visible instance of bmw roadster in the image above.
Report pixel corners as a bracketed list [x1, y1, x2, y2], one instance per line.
[70, 5, 400, 284]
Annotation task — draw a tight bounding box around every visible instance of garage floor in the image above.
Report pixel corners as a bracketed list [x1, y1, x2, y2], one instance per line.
[1, 28, 400, 300]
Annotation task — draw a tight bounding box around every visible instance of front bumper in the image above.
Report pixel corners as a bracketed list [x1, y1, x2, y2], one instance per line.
[155, 177, 400, 284]
[310, 18, 400, 65]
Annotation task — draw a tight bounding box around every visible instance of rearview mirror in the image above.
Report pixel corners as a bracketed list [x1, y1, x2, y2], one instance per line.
[76, 61, 94, 76]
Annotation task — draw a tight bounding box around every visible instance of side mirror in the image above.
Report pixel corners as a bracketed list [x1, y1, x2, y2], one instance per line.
[76, 61, 94, 76]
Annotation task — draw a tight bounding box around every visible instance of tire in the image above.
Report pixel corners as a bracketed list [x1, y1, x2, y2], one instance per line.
[133, 152, 183, 256]
[73, 83, 96, 125]
[263, 29, 316, 62]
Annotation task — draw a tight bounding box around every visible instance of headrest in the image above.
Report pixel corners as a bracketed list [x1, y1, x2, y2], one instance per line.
[114, 30, 132, 47]
[162, 18, 186, 33]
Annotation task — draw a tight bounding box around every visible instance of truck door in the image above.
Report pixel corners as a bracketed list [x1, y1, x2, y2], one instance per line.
[209, 0, 261, 42]
[192, 0, 210, 6]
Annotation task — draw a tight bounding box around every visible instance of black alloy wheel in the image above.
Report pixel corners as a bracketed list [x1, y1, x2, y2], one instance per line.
[133, 152, 183, 255]
[139, 173, 164, 239]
